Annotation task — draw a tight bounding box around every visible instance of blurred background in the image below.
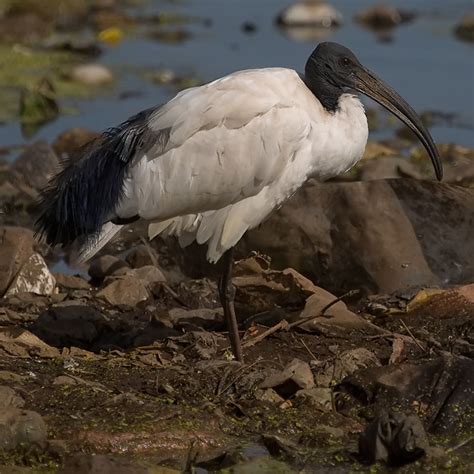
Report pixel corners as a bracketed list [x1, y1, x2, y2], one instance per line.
[0, 0, 473, 154]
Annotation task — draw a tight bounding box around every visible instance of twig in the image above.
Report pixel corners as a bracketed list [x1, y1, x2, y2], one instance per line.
[299, 338, 318, 360]
[241, 319, 289, 348]
[217, 360, 262, 396]
[287, 289, 360, 330]
[399, 318, 426, 353]
[447, 436, 473, 453]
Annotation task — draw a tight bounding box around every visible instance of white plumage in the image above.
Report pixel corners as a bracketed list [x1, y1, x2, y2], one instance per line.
[114, 68, 368, 262]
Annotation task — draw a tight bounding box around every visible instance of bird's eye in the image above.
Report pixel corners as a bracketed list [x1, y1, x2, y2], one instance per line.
[343, 57, 350, 66]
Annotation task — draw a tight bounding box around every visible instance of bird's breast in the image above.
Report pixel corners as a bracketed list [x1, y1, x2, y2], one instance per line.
[306, 93, 368, 181]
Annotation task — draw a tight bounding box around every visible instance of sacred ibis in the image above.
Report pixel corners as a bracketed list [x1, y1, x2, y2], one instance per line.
[36, 42, 442, 362]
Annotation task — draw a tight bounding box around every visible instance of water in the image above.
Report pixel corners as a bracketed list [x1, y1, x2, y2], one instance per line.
[0, 0, 473, 151]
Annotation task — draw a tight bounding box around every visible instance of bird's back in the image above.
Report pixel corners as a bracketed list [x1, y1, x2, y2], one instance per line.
[36, 67, 367, 263]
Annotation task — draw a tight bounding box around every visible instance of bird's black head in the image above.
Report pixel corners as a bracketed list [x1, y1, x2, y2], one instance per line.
[304, 41, 443, 181]
[305, 42, 361, 96]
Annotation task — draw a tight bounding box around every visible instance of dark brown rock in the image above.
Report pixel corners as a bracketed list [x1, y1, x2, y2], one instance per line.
[88, 255, 129, 280]
[454, 12, 474, 42]
[355, 4, 415, 29]
[32, 305, 107, 348]
[242, 180, 474, 294]
[125, 244, 159, 268]
[0, 226, 35, 297]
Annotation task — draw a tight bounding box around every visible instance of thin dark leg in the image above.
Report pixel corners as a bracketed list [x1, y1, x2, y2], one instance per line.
[218, 247, 244, 362]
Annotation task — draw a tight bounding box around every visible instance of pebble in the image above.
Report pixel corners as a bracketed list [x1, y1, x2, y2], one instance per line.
[277, 1, 342, 27]
[70, 63, 114, 86]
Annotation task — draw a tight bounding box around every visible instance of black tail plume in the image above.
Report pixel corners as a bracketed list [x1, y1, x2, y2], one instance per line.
[35, 108, 156, 247]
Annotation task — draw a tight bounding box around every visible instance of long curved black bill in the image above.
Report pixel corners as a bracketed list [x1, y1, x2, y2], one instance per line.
[354, 67, 443, 181]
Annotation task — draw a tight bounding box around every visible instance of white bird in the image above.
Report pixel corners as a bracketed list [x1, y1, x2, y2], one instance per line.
[36, 42, 442, 362]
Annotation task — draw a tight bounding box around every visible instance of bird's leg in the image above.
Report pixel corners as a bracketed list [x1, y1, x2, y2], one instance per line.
[218, 248, 244, 362]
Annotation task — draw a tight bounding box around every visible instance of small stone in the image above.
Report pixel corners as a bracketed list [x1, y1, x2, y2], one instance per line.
[70, 63, 114, 85]
[0, 386, 25, 408]
[260, 358, 314, 398]
[89, 255, 129, 280]
[125, 244, 159, 268]
[455, 12, 474, 42]
[256, 388, 285, 404]
[134, 265, 167, 286]
[277, 1, 342, 27]
[295, 387, 333, 411]
[5, 253, 56, 297]
[0, 408, 48, 451]
[54, 273, 90, 290]
[96, 277, 149, 306]
[241, 21, 257, 33]
[355, 4, 415, 29]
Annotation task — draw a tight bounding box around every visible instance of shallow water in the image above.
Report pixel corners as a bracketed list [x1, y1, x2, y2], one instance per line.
[0, 0, 473, 151]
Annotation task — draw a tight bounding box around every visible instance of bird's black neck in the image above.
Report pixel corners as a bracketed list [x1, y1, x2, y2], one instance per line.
[304, 60, 343, 113]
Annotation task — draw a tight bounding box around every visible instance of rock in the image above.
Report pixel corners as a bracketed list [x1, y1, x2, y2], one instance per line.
[0, 386, 25, 408]
[20, 78, 59, 133]
[88, 255, 129, 280]
[241, 21, 257, 34]
[359, 157, 423, 181]
[359, 412, 428, 466]
[0, 408, 47, 451]
[31, 305, 107, 348]
[294, 387, 332, 411]
[96, 277, 149, 306]
[54, 273, 90, 290]
[260, 358, 314, 398]
[11, 140, 59, 191]
[298, 288, 385, 336]
[0, 227, 35, 297]
[454, 12, 474, 42]
[317, 348, 381, 387]
[168, 307, 223, 327]
[355, 4, 415, 29]
[339, 355, 474, 434]
[134, 265, 167, 286]
[5, 253, 56, 297]
[0, 371, 26, 384]
[242, 180, 474, 294]
[255, 388, 285, 404]
[277, 1, 342, 27]
[125, 244, 159, 268]
[70, 64, 114, 86]
[61, 453, 178, 474]
[52, 127, 100, 159]
[0, 327, 59, 358]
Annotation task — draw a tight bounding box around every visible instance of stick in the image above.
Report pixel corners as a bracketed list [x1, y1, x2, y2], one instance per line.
[242, 319, 289, 348]
[399, 318, 426, 353]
